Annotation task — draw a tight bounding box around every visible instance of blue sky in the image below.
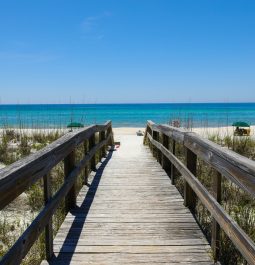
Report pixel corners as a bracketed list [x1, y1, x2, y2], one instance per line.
[0, 0, 255, 103]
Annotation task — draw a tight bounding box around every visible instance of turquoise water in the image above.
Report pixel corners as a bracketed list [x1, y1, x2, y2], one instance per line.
[0, 103, 254, 128]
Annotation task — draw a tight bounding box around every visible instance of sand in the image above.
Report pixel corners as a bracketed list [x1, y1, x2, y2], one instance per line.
[0, 125, 254, 143]
[192, 126, 255, 138]
[113, 126, 255, 138]
[113, 127, 144, 135]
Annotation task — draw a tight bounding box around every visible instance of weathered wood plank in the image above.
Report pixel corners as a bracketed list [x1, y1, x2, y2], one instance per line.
[43, 134, 213, 265]
[146, 132, 255, 264]
[0, 121, 112, 210]
[0, 127, 113, 265]
[41, 252, 214, 265]
[64, 150, 76, 213]
[147, 121, 255, 197]
[43, 173, 53, 261]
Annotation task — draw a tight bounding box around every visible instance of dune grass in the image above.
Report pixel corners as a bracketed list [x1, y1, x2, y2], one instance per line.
[0, 129, 65, 264]
[0, 129, 103, 264]
[172, 133, 255, 265]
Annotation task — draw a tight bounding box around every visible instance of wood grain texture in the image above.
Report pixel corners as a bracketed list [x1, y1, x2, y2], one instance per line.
[0, 121, 112, 210]
[146, 121, 255, 197]
[43, 173, 54, 260]
[41, 134, 213, 265]
[64, 150, 76, 213]
[0, 124, 113, 265]
[146, 130, 255, 265]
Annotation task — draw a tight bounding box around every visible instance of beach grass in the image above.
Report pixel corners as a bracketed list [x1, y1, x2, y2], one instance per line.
[0, 126, 104, 264]
[145, 126, 255, 265]
[0, 128, 66, 264]
[172, 132, 255, 265]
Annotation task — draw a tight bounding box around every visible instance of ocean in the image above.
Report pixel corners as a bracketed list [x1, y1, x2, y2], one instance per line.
[0, 103, 254, 128]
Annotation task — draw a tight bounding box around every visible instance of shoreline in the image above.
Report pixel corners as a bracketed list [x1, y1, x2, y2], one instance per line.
[0, 125, 254, 137]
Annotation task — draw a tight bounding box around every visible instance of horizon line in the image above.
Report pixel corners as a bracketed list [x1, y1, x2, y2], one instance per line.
[0, 101, 255, 105]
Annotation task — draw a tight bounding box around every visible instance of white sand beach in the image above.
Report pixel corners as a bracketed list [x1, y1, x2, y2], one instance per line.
[192, 126, 255, 138]
[1, 125, 254, 138]
[113, 126, 255, 137]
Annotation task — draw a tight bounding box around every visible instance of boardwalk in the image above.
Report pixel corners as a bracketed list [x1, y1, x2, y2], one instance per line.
[42, 134, 213, 265]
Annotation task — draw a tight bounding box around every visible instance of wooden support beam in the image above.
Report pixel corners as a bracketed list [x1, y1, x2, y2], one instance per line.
[84, 140, 89, 185]
[107, 125, 114, 147]
[64, 150, 76, 213]
[161, 134, 171, 175]
[184, 148, 197, 212]
[152, 130, 160, 162]
[100, 130, 107, 158]
[211, 172, 222, 262]
[43, 173, 53, 261]
[89, 133, 96, 171]
[170, 139, 176, 185]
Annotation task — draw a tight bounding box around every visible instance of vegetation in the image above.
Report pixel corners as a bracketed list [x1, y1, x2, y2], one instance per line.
[0, 128, 65, 264]
[0, 128, 102, 264]
[0, 130, 63, 165]
[171, 133, 255, 265]
[146, 129, 255, 265]
[1, 125, 254, 265]
[203, 134, 255, 265]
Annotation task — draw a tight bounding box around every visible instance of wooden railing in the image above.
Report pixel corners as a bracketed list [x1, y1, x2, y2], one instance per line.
[0, 121, 114, 265]
[144, 120, 255, 265]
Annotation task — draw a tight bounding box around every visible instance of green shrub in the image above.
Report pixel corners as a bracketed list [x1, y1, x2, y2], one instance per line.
[18, 136, 31, 157]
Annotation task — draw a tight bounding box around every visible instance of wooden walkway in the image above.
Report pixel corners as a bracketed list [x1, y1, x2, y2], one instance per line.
[42, 135, 213, 265]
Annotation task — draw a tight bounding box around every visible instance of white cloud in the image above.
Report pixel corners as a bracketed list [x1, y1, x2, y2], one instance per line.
[81, 11, 111, 33]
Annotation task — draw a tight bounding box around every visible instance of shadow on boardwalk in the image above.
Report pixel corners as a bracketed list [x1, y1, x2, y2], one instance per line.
[49, 151, 113, 265]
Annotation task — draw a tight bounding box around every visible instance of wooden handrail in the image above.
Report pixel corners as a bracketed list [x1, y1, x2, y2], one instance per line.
[0, 121, 114, 265]
[0, 121, 112, 210]
[146, 120, 255, 197]
[144, 121, 255, 265]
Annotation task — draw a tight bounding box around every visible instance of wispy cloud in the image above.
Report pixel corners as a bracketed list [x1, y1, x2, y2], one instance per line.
[82, 11, 111, 32]
[81, 11, 111, 39]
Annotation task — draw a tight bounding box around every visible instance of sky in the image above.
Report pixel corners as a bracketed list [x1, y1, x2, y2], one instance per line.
[0, 0, 255, 104]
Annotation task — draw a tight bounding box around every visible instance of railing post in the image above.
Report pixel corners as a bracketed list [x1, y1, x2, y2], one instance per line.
[184, 148, 197, 212]
[147, 127, 152, 151]
[64, 150, 76, 213]
[161, 134, 171, 175]
[89, 133, 96, 171]
[170, 139, 176, 185]
[211, 172, 222, 262]
[152, 130, 157, 158]
[84, 140, 89, 185]
[100, 130, 107, 158]
[143, 126, 148, 145]
[152, 130, 160, 162]
[43, 173, 53, 260]
[107, 124, 114, 147]
[158, 133, 162, 165]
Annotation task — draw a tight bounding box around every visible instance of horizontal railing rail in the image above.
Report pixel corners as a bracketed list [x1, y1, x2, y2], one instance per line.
[144, 120, 255, 265]
[0, 121, 114, 265]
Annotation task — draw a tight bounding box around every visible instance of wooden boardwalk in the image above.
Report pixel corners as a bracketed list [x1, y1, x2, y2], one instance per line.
[42, 135, 213, 265]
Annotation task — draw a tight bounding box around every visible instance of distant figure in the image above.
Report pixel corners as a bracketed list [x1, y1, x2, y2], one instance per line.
[233, 122, 251, 136]
[171, 119, 180, 128]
